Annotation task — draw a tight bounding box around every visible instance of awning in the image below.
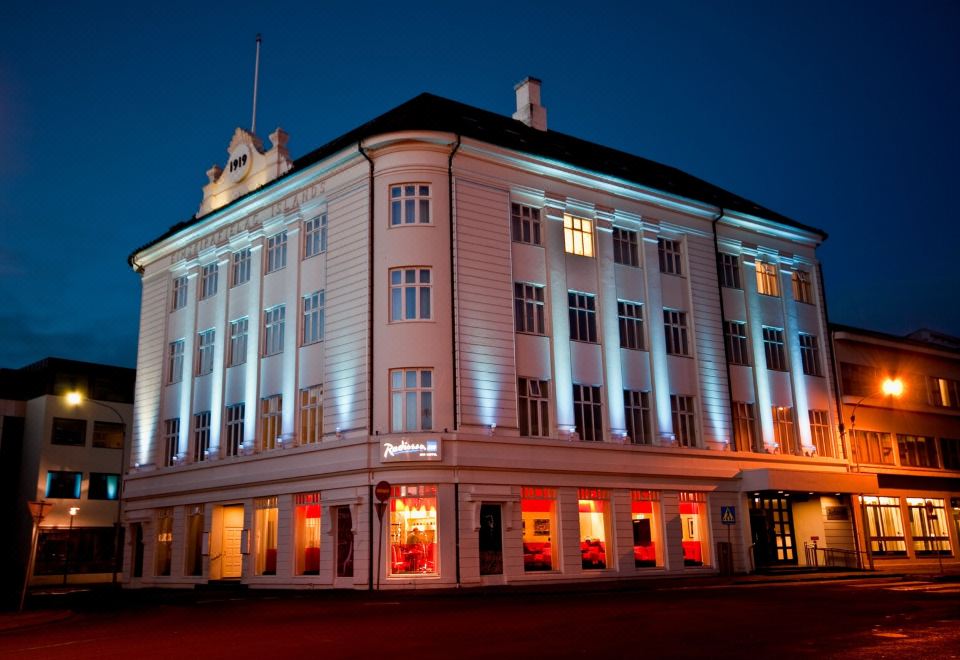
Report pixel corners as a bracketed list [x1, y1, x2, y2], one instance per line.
[739, 468, 878, 494]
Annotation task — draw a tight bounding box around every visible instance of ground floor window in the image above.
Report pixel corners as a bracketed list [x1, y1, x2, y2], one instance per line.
[578, 488, 612, 570]
[255, 497, 278, 575]
[155, 508, 173, 576]
[389, 485, 438, 575]
[294, 493, 322, 575]
[679, 492, 710, 566]
[184, 505, 204, 576]
[862, 496, 906, 555]
[906, 498, 951, 556]
[632, 490, 662, 568]
[521, 487, 557, 572]
[34, 527, 119, 576]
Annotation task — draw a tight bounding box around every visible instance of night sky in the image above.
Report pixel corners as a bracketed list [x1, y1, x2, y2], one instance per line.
[2, 1, 958, 369]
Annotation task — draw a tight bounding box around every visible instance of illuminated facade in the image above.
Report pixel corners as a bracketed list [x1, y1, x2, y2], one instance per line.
[125, 79, 918, 589]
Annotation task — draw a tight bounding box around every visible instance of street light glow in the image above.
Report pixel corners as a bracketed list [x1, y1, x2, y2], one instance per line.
[66, 391, 82, 406]
[881, 378, 904, 397]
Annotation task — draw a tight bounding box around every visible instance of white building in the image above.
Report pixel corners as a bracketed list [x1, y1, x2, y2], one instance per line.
[124, 79, 896, 589]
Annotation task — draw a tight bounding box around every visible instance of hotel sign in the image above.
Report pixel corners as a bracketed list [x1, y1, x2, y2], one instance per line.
[380, 437, 441, 462]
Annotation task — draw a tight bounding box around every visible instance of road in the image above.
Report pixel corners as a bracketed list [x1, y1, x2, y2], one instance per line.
[2, 577, 959, 659]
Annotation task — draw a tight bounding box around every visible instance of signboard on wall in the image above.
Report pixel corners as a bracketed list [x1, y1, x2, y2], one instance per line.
[825, 506, 849, 521]
[380, 437, 441, 462]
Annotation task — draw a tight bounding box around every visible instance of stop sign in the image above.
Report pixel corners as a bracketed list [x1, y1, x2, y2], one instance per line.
[374, 481, 391, 502]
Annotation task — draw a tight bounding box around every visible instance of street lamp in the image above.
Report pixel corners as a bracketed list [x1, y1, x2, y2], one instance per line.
[846, 378, 905, 447]
[64, 506, 79, 585]
[19, 500, 52, 612]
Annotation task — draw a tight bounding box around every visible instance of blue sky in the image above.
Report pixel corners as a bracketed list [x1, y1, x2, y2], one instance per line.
[1, 1, 958, 369]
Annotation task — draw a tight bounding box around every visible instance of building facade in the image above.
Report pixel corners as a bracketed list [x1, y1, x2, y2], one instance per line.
[124, 80, 947, 590]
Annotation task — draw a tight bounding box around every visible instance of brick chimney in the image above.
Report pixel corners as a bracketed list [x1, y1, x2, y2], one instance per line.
[512, 77, 547, 131]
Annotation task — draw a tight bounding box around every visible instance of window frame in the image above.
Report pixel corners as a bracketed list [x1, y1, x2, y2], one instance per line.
[518, 377, 550, 438]
[623, 389, 651, 445]
[51, 417, 86, 446]
[772, 406, 797, 454]
[390, 184, 432, 226]
[299, 385, 323, 445]
[511, 203, 542, 246]
[755, 261, 780, 297]
[231, 248, 251, 288]
[263, 305, 286, 357]
[303, 213, 328, 259]
[618, 301, 645, 351]
[163, 418, 179, 466]
[92, 421, 123, 449]
[390, 267, 432, 322]
[167, 339, 185, 384]
[302, 290, 325, 345]
[799, 333, 822, 376]
[724, 321, 750, 366]
[224, 403, 244, 457]
[200, 263, 218, 300]
[719, 253, 741, 289]
[732, 402, 758, 452]
[196, 328, 215, 376]
[572, 383, 603, 442]
[265, 230, 288, 274]
[671, 395, 697, 447]
[613, 228, 639, 267]
[171, 275, 188, 311]
[390, 368, 434, 433]
[228, 317, 248, 367]
[260, 394, 283, 451]
[663, 309, 690, 356]
[192, 410, 211, 462]
[762, 326, 787, 371]
[563, 215, 594, 257]
[514, 282, 546, 335]
[808, 409, 833, 457]
[657, 238, 682, 276]
[791, 269, 813, 304]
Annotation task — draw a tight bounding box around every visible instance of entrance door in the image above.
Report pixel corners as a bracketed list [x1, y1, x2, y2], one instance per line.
[335, 506, 354, 578]
[749, 495, 797, 567]
[222, 505, 244, 578]
[131, 523, 144, 578]
[479, 504, 503, 576]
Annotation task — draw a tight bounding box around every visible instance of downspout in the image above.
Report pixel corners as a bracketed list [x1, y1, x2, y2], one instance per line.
[359, 141, 375, 590]
[448, 135, 461, 431]
[711, 210, 738, 449]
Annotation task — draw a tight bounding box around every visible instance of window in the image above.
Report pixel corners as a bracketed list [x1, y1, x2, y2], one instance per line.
[853, 430, 895, 465]
[573, 384, 603, 442]
[391, 184, 431, 225]
[514, 283, 546, 335]
[300, 385, 323, 444]
[671, 395, 697, 447]
[663, 310, 690, 356]
[613, 228, 639, 267]
[163, 418, 179, 466]
[631, 491, 662, 567]
[762, 327, 786, 371]
[732, 402, 758, 452]
[303, 214, 328, 258]
[196, 329, 215, 376]
[389, 484, 438, 576]
[302, 290, 325, 345]
[623, 390, 651, 445]
[941, 438, 960, 470]
[254, 497, 279, 576]
[719, 253, 741, 289]
[88, 473, 120, 500]
[808, 409, 833, 457]
[231, 248, 251, 287]
[679, 492, 710, 566]
[794, 334, 820, 376]
[657, 238, 682, 275]
[578, 488, 612, 570]
[518, 378, 549, 437]
[184, 505, 204, 577]
[294, 493, 322, 575]
[51, 417, 86, 446]
[228, 318, 248, 367]
[568, 291, 598, 343]
[511, 203, 541, 245]
[724, 321, 749, 366]
[168, 339, 185, 384]
[862, 496, 906, 555]
[927, 376, 960, 409]
[200, 263, 218, 299]
[224, 403, 244, 457]
[260, 395, 282, 451]
[45, 471, 81, 499]
[618, 301, 645, 350]
[390, 268, 431, 321]
[171, 275, 188, 311]
[755, 261, 780, 296]
[897, 435, 940, 468]
[155, 508, 173, 576]
[266, 231, 288, 273]
[92, 421, 123, 449]
[193, 411, 211, 462]
[263, 305, 285, 356]
[772, 406, 796, 454]
[907, 498, 951, 555]
[840, 362, 880, 397]
[390, 368, 433, 432]
[792, 270, 813, 303]
[563, 215, 594, 257]
[522, 487, 557, 572]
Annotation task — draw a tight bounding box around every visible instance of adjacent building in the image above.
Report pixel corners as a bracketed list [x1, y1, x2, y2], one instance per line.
[123, 79, 957, 590]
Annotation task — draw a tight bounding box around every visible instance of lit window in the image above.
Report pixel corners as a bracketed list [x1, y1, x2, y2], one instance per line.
[45, 470, 81, 499]
[51, 417, 86, 446]
[573, 383, 602, 442]
[389, 484, 438, 576]
[200, 263, 218, 299]
[613, 228, 639, 267]
[172, 275, 188, 311]
[568, 291, 597, 343]
[679, 492, 710, 566]
[224, 404, 244, 457]
[657, 238, 682, 275]
[228, 318, 248, 367]
[390, 268, 431, 321]
[518, 378, 549, 437]
[155, 508, 173, 576]
[163, 418, 179, 466]
[254, 497, 279, 576]
[260, 394, 282, 451]
[732, 402, 758, 452]
[671, 395, 697, 447]
[192, 411, 211, 462]
[631, 491, 662, 567]
[390, 184, 431, 225]
[299, 385, 323, 444]
[303, 214, 328, 258]
[663, 310, 689, 356]
[514, 283, 546, 335]
[772, 406, 796, 454]
[623, 390, 651, 445]
[263, 305, 285, 356]
[719, 253, 741, 289]
[167, 339, 184, 384]
[266, 231, 288, 273]
[196, 329, 215, 376]
[92, 421, 123, 449]
[799, 333, 821, 376]
[231, 248, 251, 287]
[521, 487, 557, 572]
[184, 505, 204, 576]
[792, 269, 813, 303]
[724, 321, 749, 366]
[88, 472, 120, 500]
[511, 203, 542, 245]
[755, 261, 780, 296]
[762, 327, 786, 371]
[906, 498, 951, 556]
[927, 376, 960, 409]
[295, 493, 322, 575]
[390, 369, 433, 432]
[563, 215, 594, 257]
[302, 290, 325, 345]
[853, 430, 895, 465]
[862, 496, 906, 555]
[897, 435, 940, 468]
[618, 301, 645, 350]
[578, 488, 612, 570]
[808, 409, 832, 457]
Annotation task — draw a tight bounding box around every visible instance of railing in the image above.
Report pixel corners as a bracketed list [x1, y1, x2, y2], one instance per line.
[804, 543, 862, 569]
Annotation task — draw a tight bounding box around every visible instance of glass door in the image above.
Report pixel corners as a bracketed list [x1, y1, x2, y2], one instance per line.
[479, 504, 503, 575]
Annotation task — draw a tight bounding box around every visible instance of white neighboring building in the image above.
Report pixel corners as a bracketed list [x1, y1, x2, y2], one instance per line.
[124, 79, 880, 589]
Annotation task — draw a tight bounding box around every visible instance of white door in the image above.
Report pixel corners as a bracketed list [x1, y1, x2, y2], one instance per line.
[223, 527, 243, 578]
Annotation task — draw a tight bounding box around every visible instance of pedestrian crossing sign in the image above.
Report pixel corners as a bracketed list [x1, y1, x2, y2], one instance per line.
[720, 506, 736, 525]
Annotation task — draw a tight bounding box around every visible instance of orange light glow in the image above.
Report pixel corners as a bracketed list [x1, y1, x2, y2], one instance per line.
[881, 378, 904, 397]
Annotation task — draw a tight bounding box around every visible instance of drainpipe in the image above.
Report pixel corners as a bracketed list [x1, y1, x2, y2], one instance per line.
[448, 135, 461, 430]
[711, 210, 738, 449]
[359, 141, 375, 590]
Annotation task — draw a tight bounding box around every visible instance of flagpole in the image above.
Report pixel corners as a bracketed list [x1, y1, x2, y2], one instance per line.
[251, 34, 262, 134]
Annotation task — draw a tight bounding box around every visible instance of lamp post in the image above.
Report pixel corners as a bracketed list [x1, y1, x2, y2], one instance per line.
[19, 500, 52, 612]
[67, 391, 127, 585]
[63, 506, 79, 585]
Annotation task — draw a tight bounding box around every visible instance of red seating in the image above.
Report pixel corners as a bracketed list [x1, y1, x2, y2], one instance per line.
[682, 541, 703, 565]
[304, 547, 320, 574]
[265, 548, 277, 575]
[523, 542, 552, 570]
[633, 542, 656, 562]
